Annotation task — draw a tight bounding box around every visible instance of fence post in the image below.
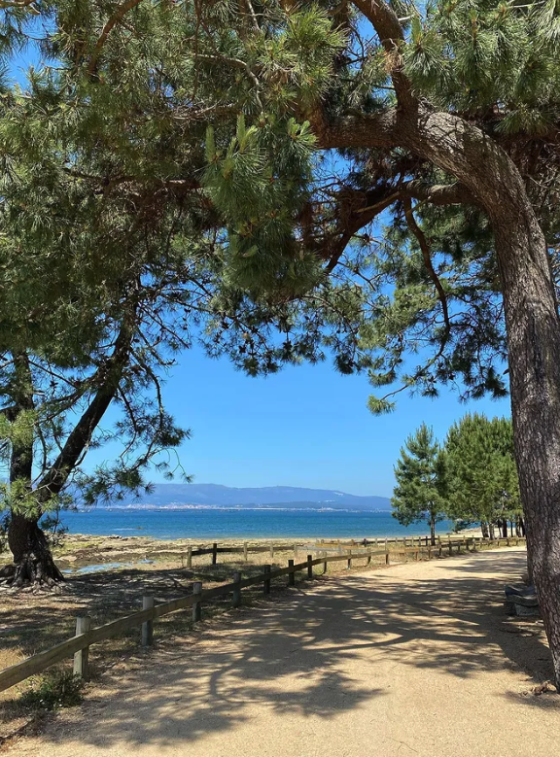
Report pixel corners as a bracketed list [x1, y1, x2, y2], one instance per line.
[347, 550, 352, 570]
[212, 543, 218, 565]
[428, 545, 432, 560]
[307, 554, 313, 579]
[366, 552, 371, 566]
[192, 581, 202, 622]
[385, 544, 390, 565]
[141, 597, 155, 647]
[270, 544, 274, 559]
[323, 554, 328, 574]
[288, 559, 295, 586]
[243, 541, 248, 562]
[264, 565, 271, 594]
[232, 571, 241, 608]
[187, 546, 192, 569]
[448, 538, 453, 556]
[73, 616, 92, 679]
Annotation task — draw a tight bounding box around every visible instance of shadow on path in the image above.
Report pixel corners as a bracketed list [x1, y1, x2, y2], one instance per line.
[6, 550, 558, 751]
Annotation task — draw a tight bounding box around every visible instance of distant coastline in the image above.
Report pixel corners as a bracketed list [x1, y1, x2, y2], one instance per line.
[93, 483, 392, 512]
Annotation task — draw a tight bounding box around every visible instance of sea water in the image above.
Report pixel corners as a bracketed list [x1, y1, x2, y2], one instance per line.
[56, 507, 454, 540]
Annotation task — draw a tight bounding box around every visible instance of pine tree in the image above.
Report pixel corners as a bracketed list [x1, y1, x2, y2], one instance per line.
[392, 424, 448, 546]
[445, 414, 522, 541]
[0, 3, 361, 583]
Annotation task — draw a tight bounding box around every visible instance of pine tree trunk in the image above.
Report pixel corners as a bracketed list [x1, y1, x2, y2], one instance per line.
[1, 351, 64, 587]
[481, 521, 489, 539]
[4, 513, 64, 586]
[493, 216, 560, 690]
[430, 514, 436, 546]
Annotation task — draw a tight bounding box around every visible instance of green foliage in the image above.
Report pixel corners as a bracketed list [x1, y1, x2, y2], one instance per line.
[392, 414, 521, 535]
[401, 0, 560, 133]
[0, 0, 556, 539]
[392, 423, 448, 535]
[445, 413, 521, 527]
[21, 671, 84, 711]
[0, 0, 366, 538]
[203, 114, 321, 298]
[361, 201, 510, 409]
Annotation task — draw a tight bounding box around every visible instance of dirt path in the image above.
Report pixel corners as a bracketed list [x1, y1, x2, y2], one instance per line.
[6, 548, 560, 757]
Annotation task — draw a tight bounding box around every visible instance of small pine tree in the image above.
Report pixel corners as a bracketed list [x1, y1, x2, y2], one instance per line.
[392, 424, 448, 545]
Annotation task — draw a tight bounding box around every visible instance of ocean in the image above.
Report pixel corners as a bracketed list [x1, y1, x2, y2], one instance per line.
[55, 507, 455, 541]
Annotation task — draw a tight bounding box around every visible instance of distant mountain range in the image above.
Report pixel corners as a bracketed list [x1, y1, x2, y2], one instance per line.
[106, 484, 390, 511]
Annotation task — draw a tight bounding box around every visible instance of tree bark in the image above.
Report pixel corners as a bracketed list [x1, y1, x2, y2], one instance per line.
[5, 514, 64, 586]
[429, 513, 436, 546]
[2, 352, 64, 586]
[492, 212, 560, 687]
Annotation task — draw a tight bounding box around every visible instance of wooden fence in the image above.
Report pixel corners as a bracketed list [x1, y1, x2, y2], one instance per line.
[146, 542, 298, 568]
[0, 536, 526, 695]
[148, 534, 526, 566]
[315, 534, 526, 550]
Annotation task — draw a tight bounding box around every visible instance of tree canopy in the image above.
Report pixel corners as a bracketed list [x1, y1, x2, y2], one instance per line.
[445, 413, 521, 538]
[2, 0, 560, 687]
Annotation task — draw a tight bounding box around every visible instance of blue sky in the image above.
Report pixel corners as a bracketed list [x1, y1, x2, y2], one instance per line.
[86, 344, 510, 498]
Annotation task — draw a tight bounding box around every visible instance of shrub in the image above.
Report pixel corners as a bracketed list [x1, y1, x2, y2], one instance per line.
[21, 671, 84, 710]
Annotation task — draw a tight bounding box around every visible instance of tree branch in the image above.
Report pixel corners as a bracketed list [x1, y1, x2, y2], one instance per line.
[36, 305, 138, 499]
[403, 197, 451, 340]
[88, 0, 145, 76]
[351, 0, 415, 109]
[0, 0, 37, 8]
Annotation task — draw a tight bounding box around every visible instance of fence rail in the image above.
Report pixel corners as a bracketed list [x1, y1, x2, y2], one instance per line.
[145, 542, 298, 568]
[0, 535, 526, 695]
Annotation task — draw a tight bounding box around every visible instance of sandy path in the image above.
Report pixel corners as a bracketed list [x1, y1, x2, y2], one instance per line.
[6, 548, 560, 757]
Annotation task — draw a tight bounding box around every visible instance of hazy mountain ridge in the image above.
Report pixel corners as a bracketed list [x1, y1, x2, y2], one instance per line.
[111, 484, 390, 511]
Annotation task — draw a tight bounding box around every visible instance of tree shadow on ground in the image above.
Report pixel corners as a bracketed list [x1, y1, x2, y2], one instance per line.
[7, 550, 557, 750]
